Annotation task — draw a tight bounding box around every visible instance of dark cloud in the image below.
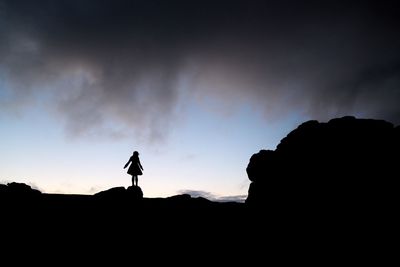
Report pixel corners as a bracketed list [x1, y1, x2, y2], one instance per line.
[214, 195, 247, 203]
[1, 0, 400, 141]
[177, 189, 246, 203]
[178, 190, 216, 200]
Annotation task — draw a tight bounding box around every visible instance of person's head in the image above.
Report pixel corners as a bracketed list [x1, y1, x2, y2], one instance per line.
[133, 151, 139, 157]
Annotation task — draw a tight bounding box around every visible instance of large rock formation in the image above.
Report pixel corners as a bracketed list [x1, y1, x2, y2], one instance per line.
[246, 116, 399, 213]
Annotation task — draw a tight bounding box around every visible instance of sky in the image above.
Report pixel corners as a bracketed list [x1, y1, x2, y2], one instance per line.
[1, 0, 399, 200]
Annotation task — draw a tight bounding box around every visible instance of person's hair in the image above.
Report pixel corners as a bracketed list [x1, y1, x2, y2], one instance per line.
[133, 151, 139, 156]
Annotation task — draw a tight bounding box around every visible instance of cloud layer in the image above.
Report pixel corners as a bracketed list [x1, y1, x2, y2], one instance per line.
[1, 0, 400, 141]
[178, 189, 246, 202]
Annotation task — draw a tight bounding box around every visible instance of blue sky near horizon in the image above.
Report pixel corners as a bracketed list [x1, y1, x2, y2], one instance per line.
[0, 86, 303, 199]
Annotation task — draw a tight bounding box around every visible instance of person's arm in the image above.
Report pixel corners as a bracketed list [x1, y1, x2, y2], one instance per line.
[138, 159, 143, 171]
[124, 158, 132, 169]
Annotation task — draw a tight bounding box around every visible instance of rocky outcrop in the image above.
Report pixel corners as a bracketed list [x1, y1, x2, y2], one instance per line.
[246, 116, 399, 212]
[0, 182, 42, 196]
[94, 185, 143, 202]
[0, 182, 42, 212]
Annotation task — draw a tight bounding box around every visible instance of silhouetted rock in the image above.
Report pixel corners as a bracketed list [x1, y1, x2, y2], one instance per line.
[94, 186, 127, 199]
[246, 150, 276, 183]
[0, 183, 7, 193]
[6, 182, 41, 196]
[246, 116, 399, 214]
[94, 186, 144, 205]
[166, 193, 192, 202]
[0, 182, 41, 200]
[166, 194, 214, 205]
[127, 185, 143, 200]
[0, 182, 42, 212]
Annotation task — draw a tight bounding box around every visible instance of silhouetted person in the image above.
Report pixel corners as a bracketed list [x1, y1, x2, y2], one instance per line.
[124, 151, 144, 186]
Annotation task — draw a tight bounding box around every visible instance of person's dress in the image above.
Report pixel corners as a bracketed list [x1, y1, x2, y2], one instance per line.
[127, 157, 143, 176]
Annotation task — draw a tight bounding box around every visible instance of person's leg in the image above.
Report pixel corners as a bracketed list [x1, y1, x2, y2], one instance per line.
[135, 176, 138, 186]
[132, 175, 135, 186]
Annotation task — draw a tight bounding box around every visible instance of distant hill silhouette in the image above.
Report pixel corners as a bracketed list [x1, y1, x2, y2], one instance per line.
[246, 116, 399, 217]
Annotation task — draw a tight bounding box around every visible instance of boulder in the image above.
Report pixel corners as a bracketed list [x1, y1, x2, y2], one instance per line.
[246, 116, 399, 213]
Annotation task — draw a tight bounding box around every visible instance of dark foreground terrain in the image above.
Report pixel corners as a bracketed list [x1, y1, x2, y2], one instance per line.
[1, 182, 246, 233]
[1, 116, 398, 261]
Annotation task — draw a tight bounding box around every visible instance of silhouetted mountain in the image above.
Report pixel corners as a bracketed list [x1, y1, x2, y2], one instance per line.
[246, 116, 399, 217]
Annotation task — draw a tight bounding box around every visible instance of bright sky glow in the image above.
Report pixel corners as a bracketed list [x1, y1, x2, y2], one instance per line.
[0, 82, 304, 199]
